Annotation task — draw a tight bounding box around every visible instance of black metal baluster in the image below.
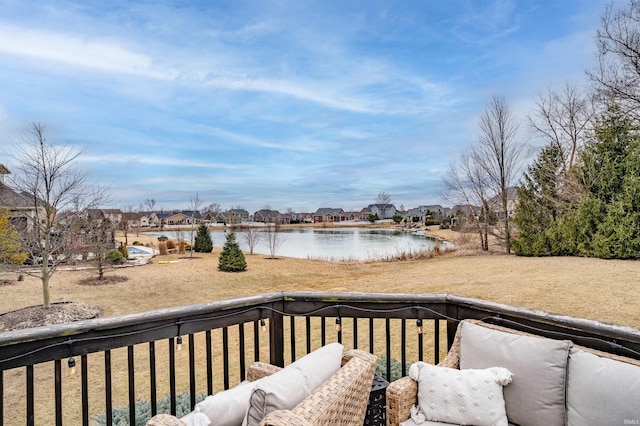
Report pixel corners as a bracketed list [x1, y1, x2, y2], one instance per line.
[54, 360, 62, 426]
[222, 327, 229, 389]
[148, 343, 156, 417]
[169, 337, 176, 415]
[353, 317, 358, 349]
[385, 318, 391, 381]
[305, 317, 311, 354]
[254, 321, 260, 362]
[401, 319, 407, 377]
[369, 318, 374, 353]
[290, 316, 296, 362]
[127, 348, 134, 426]
[321, 317, 326, 346]
[434, 319, 440, 365]
[189, 334, 196, 409]
[82, 355, 89, 426]
[238, 324, 246, 380]
[26, 365, 34, 426]
[105, 351, 113, 425]
[206, 330, 213, 395]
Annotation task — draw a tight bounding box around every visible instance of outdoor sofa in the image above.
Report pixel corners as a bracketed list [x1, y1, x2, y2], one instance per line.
[386, 319, 640, 426]
[147, 342, 377, 426]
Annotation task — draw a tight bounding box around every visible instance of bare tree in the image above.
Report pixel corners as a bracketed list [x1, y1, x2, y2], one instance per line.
[188, 192, 202, 258]
[10, 123, 106, 307]
[120, 203, 135, 246]
[264, 223, 284, 259]
[529, 84, 595, 173]
[145, 198, 156, 211]
[476, 95, 524, 253]
[206, 202, 221, 214]
[242, 226, 262, 255]
[374, 192, 393, 219]
[588, 0, 640, 120]
[442, 150, 491, 251]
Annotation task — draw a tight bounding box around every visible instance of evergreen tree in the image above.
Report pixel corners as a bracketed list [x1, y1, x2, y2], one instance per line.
[515, 106, 640, 259]
[0, 209, 27, 267]
[531, 106, 640, 258]
[218, 232, 246, 272]
[512, 144, 564, 256]
[194, 224, 213, 253]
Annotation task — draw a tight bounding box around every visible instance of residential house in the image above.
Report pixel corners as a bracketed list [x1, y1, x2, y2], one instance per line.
[157, 211, 188, 226]
[403, 208, 425, 223]
[227, 209, 249, 224]
[0, 164, 42, 230]
[313, 208, 346, 223]
[366, 203, 397, 220]
[100, 209, 123, 225]
[254, 209, 282, 223]
[343, 211, 366, 221]
[488, 187, 519, 219]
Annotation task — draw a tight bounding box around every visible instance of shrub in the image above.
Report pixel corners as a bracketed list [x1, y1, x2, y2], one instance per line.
[178, 240, 186, 254]
[166, 240, 176, 250]
[376, 356, 406, 382]
[105, 249, 124, 264]
[91, 391, 206, 426]
[194, 224, 213, 253]
[117, 243, 128, 260]
[218, 232, 247, 272]
[132, 241, 142, 246]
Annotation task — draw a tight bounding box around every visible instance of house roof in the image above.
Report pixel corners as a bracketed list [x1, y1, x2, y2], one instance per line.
[368, 203, 397, 209]
[314, 208, 344, 216]
[0, 182, 34, 209]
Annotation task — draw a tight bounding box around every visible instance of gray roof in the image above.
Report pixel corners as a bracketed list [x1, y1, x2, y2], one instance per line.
[0, 182, 33, 209]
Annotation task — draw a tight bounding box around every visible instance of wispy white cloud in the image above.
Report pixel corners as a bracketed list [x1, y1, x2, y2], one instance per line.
[81, 153, 248, 170]
[0, 24, 174, 80]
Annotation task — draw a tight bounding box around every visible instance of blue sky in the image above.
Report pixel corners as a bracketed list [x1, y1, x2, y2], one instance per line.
[0, 0, 613, 212]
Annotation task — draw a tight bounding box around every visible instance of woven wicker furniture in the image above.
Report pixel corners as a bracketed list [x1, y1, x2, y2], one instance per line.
[147, 348, 377, 426]
[386, 319, 640, 426]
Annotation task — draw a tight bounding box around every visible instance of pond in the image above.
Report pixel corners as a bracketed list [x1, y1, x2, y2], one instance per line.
[154, 226, 450, 261]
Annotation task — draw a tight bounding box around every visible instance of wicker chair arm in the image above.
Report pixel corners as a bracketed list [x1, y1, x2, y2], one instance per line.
[260, 410, 313, 426]
[247, 361, 283, 381]
[341, 348, 378, 367]
[385, 376, 417, 426]
[146, 413, 187, 426]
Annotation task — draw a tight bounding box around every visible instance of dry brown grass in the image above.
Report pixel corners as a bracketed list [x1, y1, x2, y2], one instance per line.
[1, 228, 639, 424]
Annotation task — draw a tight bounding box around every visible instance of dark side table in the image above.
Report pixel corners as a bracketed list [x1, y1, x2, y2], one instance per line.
[363, 372, 389, 426]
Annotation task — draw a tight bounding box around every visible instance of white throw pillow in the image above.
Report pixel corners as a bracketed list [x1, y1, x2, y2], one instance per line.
[243, 342, 343, 426]
[409, 361, 512, 426]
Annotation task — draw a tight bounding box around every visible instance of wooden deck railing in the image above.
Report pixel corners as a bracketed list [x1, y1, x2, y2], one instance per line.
[1, 292, 639, 425]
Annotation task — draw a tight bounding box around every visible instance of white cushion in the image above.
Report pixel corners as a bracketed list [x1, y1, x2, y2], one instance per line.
[243, 342, 343, 426]
[409, 361, 512, 426]
[459, 321, 571, 426]
[182, 380, 255, 426]
[567, 347, 640, 426]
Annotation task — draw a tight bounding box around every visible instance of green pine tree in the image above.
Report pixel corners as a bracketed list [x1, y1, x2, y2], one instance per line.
[194, 224, 213, 253]
[512, 144, 564, 256]
[218, 232, 247, 272]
